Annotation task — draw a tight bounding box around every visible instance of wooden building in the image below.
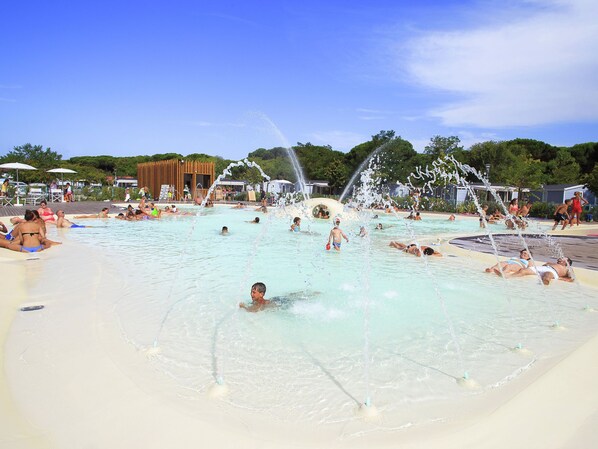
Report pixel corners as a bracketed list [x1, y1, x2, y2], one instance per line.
[137, 159, 215, 201]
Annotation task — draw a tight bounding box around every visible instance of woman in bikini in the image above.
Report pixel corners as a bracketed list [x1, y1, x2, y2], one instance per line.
[2, 210, 52, 253]
[505, 199, 521, 229]
[484, 249, 532, 276]
[6, 210, 61, 247]
[508, 199, 519, 216]
[37, 200, 56, 224]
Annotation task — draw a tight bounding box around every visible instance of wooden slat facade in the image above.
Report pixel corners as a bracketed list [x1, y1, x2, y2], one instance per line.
[137, 159, 216, 201]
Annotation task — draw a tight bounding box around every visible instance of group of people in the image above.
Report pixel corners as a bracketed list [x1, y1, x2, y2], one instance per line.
[114, 199, 196, 221]
[481, 193, 589, 232]
[0, 202, 64, 253]
[552, 191, 589, 230]
[0, 200, 114, 253]
[485, 249, 574, 285]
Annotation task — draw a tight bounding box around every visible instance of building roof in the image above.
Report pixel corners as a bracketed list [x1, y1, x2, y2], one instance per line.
[542, 184, 585, 190]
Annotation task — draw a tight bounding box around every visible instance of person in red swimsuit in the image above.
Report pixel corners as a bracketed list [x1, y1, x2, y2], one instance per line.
[569, 191, 588, 227]
[37, 200, 56, 224]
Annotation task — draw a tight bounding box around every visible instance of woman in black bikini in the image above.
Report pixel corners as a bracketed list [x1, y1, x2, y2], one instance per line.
[2, 210, 53, 253]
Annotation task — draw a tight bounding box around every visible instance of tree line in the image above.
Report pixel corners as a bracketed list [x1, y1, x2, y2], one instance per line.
[2, 132, 597, 194]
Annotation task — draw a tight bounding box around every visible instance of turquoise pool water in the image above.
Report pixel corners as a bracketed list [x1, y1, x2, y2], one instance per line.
[64, 205, 598, 427]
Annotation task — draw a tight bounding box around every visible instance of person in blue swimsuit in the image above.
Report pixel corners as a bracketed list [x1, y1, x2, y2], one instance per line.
[484, 249, 532, 276]
[327, 218, 348, 251]
[290, 217, 301, 232]
[56, 210, 89, 229]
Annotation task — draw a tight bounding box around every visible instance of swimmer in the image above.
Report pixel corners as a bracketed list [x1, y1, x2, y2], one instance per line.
[56, 210, 88, 228]
[149, 203, 161, 218]
[221, 226, 229, 235]
[327, 218, 348, 251]
[375, 223, 383, 230]
[484, 249, 532, 276]
[74, 207, 109, 219]
[510, 257, 574, 285]
[448, 214, 456, 221]
[290, 217, 301, 232]
[359, 226, 367, 237]
[389, 241, 442, 257]
[239, 282, 277, 312]
[233, 202, 245, 209]
[256, 198, 268, 211]
[247, 217, 260, 224]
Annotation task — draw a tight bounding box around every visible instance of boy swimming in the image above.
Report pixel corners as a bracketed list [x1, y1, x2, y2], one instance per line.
[239, 282, 276, 312]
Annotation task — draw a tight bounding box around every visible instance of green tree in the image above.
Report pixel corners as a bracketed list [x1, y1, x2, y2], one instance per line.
[295, 143, 344, 180]
[151, 153, 183, 162]
[546, 149, 581, 184]
[569, 142, 598, 174]
[464, 141, 505, 183]
[584, 164, 598, 196]
[376, 137, 418, 183]
[500, 145, 545, 194]
[424, 135, 463, 159]
[344, 130, 396, 173]
[506, 138, 558, 162]
[1, 144, 64, 182]
[324, 158, 349, 193]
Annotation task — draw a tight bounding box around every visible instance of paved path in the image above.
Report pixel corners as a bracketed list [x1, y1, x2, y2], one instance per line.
[450, 233, 598, 271]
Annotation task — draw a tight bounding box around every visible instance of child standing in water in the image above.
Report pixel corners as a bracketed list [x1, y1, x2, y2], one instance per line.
[327, 218, 349, 251]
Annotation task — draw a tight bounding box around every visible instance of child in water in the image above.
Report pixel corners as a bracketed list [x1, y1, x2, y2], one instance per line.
[327, 218, 349, 251]
[290, 217, 301, 232]
[239, 282, 276, 312]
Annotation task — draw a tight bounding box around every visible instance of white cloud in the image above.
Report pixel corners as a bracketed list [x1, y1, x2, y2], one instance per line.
[187, 120, 246, 128]
[403, 0, 598, 127]
[358, 115, 385, 121]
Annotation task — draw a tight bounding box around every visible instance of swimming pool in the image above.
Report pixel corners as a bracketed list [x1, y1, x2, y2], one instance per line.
[63, 205, 598, 432]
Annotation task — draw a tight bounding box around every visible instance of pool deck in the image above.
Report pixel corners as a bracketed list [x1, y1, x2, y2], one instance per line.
[450, 232, 598, 271]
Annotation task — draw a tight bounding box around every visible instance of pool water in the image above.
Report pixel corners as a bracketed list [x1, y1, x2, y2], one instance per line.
[64, 205, 598, 428]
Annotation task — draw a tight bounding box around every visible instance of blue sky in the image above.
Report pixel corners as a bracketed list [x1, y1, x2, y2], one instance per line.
[1, 0, 596, 160]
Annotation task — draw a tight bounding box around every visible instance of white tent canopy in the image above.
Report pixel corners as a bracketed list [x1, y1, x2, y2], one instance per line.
[47, 168, 77, 189]
[0, 162, 37, 205]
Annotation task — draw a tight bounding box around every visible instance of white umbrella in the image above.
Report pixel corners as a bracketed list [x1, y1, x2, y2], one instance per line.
[47, 168, 77, 203]
[47, 167, 77, 187]
[0, 162, 37, 206]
